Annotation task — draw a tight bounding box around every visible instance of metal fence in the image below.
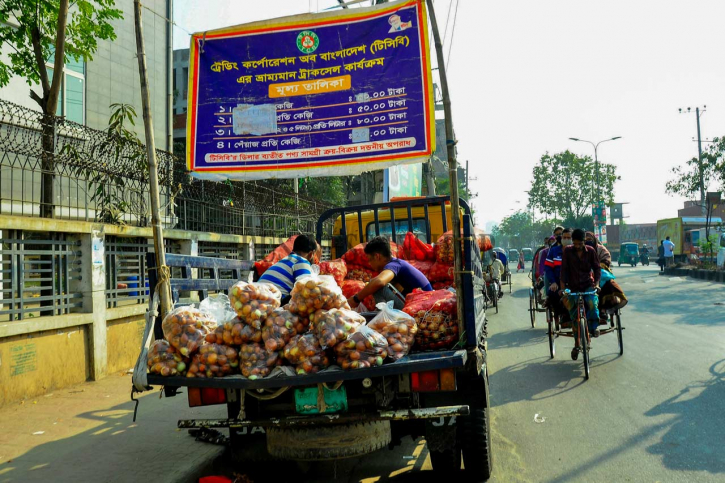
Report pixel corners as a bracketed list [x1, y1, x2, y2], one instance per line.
[0, 99, 334, 237]
[0, 229, 84, 321]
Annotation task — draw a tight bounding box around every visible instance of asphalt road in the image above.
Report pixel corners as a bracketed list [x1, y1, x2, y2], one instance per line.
[231, 265, 725, 483]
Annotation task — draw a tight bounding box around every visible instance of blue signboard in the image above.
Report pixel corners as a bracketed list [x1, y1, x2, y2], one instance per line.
[186, 0, 434, 180]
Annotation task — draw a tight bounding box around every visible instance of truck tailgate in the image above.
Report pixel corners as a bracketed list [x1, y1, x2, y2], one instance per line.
[147, 349, 467, 390]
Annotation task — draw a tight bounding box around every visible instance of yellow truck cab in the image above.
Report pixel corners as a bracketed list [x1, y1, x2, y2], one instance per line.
[330, 197, 461, 258]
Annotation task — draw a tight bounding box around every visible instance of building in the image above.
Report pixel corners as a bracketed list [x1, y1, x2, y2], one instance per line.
[0, 0, 172, 150]
[678, 192, 724, 219]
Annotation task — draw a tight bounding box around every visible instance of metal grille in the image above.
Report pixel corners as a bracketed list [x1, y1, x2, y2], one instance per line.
[0, 230, 83, 321]
[105, 237, 152, 308]
[198, 242, 243, 260]
[0, 99, 335, 236]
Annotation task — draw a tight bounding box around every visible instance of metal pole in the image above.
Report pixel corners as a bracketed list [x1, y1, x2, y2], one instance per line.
[594, 143, 600, 239]
[167, 0, 173, 153]
[426, 0, 464, 337]
[134, 0, 172, 317]
[696, 107, 706, 216]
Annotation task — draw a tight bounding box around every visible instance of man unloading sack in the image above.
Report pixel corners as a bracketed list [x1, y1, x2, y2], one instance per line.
[346, 236, 432, 310]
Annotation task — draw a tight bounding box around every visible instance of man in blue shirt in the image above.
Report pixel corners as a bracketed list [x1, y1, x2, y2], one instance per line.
[663, 236, 675, 267]
[346, 236, 432, 310]
[544, 228, 572, 317]
[259, 234, 319, 303]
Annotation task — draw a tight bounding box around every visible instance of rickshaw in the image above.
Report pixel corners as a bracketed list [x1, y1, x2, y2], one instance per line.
[545, 289, 625, 380]
[493, 247, 512, 293]
[618, 242, 640, 267]
[528, 246, 547, 327]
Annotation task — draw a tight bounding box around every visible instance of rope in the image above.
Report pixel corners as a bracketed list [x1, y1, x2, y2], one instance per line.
[244, 386, 289, 400]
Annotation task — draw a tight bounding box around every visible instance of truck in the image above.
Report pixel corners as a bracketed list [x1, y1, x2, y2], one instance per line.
[657, 216, 723, 263]
[134, 196, 491, 480]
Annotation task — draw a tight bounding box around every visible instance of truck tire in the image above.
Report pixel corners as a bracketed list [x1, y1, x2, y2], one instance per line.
[460, 375, 493, 482]
[267, 421, 391, 460]
[430, 447, 462, 473]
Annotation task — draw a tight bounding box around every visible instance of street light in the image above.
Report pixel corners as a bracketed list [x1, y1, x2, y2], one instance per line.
[569, 136, 622, 238]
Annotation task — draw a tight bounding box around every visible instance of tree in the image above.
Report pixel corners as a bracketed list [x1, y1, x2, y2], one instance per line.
[528, 150, 619, 221]
[0, 1, 122, 217]
[498, 210, 551, 249]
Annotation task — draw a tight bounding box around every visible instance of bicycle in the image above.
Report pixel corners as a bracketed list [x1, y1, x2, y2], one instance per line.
[564, 289, 598, 379]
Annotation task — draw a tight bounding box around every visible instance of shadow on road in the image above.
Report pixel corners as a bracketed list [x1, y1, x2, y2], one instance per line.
[625, 281, 725, 326]
[644, 359, 725, 474]
[488, 327, 548, 349]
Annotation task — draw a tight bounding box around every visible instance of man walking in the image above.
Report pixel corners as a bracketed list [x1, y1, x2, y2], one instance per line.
[663, 236, 675, 267]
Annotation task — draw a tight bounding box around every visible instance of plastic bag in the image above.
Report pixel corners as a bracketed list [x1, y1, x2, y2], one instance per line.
[255, 235, 298, 276]
[148, 340, 186, 376]
[262, 308, 299, 352]
[239, 342, 283, 379]
[428, 261, 454, 283]
[199, 293, 237, 325]
[318, 259, 347, 286]
[345, 266, 378, 282]
[229, 281, 282, 329]
[600, 268, 616, 287]
[186, 343, 239, 378]
[334, 325, 389, 370]
[312, 308, 365, 349]
[206, 317, 262, 345]
[401, 232, 435, 261]
[403, 289, 459, 351]
[368, 301, 417, 360]
[340, 279, 375, 312]
[477, 234, 493, 253]
[288, 272, 348, 318]
[283, 333, 331, 375]
[161, 306, 217, 357]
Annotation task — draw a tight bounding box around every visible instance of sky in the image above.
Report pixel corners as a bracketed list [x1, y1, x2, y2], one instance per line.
[172, 0, 725, 227]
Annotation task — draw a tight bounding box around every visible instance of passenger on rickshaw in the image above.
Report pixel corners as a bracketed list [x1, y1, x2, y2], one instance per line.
[585, 231, 628, 321]
[540, 227, 563, 296]
[533, 237, 551, 301]
[544, 228, 572, 318]
[490, 252, 505, 298]
[561, 229, 601, 360]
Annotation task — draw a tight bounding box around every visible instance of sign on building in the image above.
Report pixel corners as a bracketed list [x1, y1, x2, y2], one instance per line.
[384, 163, 422, 201]
[185, 0, 434, 180]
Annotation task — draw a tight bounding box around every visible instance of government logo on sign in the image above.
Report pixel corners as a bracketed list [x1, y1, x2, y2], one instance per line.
[296, 30, 319, 54]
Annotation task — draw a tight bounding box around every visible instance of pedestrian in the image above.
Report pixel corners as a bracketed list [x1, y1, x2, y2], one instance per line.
[657, 240, 665, 271]
[517, 251, 525, 272]
[663, 236, 675, 267]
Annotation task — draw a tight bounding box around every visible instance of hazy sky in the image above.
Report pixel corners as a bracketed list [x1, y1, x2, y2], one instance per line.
[173, 0, 725, 226]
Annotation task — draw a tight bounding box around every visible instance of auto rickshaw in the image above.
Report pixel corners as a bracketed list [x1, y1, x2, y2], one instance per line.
[522, 247, 534, 262]
[508, 249, 519, 265]
[618, 242, 640, 267]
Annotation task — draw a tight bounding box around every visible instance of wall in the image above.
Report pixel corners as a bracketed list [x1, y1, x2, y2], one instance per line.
[0, 214, 330, 406]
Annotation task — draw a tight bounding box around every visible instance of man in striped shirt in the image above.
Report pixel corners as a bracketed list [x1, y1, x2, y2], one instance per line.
[259, 235, 319, 302]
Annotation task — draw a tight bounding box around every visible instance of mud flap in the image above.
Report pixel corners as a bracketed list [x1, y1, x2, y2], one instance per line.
[425, 415, 458, 452]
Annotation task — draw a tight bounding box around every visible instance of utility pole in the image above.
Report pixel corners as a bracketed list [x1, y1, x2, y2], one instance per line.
[465, 159, 469, 199]
[134, 0, 172, 317]
[426, 0, 464, 338]
[696, 107, 706, 216]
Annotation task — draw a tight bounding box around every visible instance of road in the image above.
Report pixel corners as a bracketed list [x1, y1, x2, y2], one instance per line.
[270, 265, 725, 483]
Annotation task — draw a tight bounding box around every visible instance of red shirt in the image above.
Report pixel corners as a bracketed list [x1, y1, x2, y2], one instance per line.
[561, 245, 601, 292]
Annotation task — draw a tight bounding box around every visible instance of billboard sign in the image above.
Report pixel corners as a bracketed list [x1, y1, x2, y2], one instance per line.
[384, 163, 422, 201]
[186, 0, 434, 180]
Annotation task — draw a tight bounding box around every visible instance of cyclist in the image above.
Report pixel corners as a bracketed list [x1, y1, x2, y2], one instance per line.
[560, 228, 601, 361]
[490, 251, 505, 298]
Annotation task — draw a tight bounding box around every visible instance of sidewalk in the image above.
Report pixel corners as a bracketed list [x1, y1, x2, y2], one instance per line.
[0, 373, 227, 483]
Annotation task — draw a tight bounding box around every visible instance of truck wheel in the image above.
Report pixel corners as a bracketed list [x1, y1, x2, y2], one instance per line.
[460, 376, 493, 482]
[267, 421, 391, 460]
[430, 447, 462, 473]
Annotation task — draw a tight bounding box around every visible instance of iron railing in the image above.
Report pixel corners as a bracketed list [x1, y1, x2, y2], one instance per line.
[0, 99, 334, 237]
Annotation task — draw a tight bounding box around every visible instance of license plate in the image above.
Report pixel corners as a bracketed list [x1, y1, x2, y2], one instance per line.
[294, 385, 348, 415]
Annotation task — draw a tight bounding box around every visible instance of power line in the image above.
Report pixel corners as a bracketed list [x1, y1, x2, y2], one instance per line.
[442, 0, 454, 51]
[446, 0, 459, 68]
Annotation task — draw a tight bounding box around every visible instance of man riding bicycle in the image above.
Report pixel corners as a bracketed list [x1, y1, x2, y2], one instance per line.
[560, 228, 602, 361]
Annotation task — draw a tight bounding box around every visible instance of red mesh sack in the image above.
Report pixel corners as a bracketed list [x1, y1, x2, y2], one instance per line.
[408, 260, 434, 279]
[345, 266, 378, 282]
[435, 231, 455, 264]
[401, 232, 435, 261]
[402, 289, 459, 350]
[428, 261, 454, 283]
[319, 258, 347, 286]
[432, 281, 455, 290]
[478, 234, 493, 253]
[255, 235, 298, 276]
[342, 242, 398, 271]
[341, 279, 375, 311]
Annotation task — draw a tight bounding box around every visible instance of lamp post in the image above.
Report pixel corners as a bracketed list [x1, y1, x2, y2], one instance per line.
[569, 136, 621, 239]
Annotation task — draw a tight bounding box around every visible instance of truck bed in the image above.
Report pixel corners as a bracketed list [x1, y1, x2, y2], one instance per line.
[148, 349, 466, 390]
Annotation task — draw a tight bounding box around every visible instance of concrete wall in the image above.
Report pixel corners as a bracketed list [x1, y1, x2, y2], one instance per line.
[0, 214, 331, 406]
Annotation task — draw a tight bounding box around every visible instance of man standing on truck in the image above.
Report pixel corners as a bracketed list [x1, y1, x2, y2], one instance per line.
[259, 234, 319, 304]
[663, 236, 675, 267]
[346, 236, 432, 310]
